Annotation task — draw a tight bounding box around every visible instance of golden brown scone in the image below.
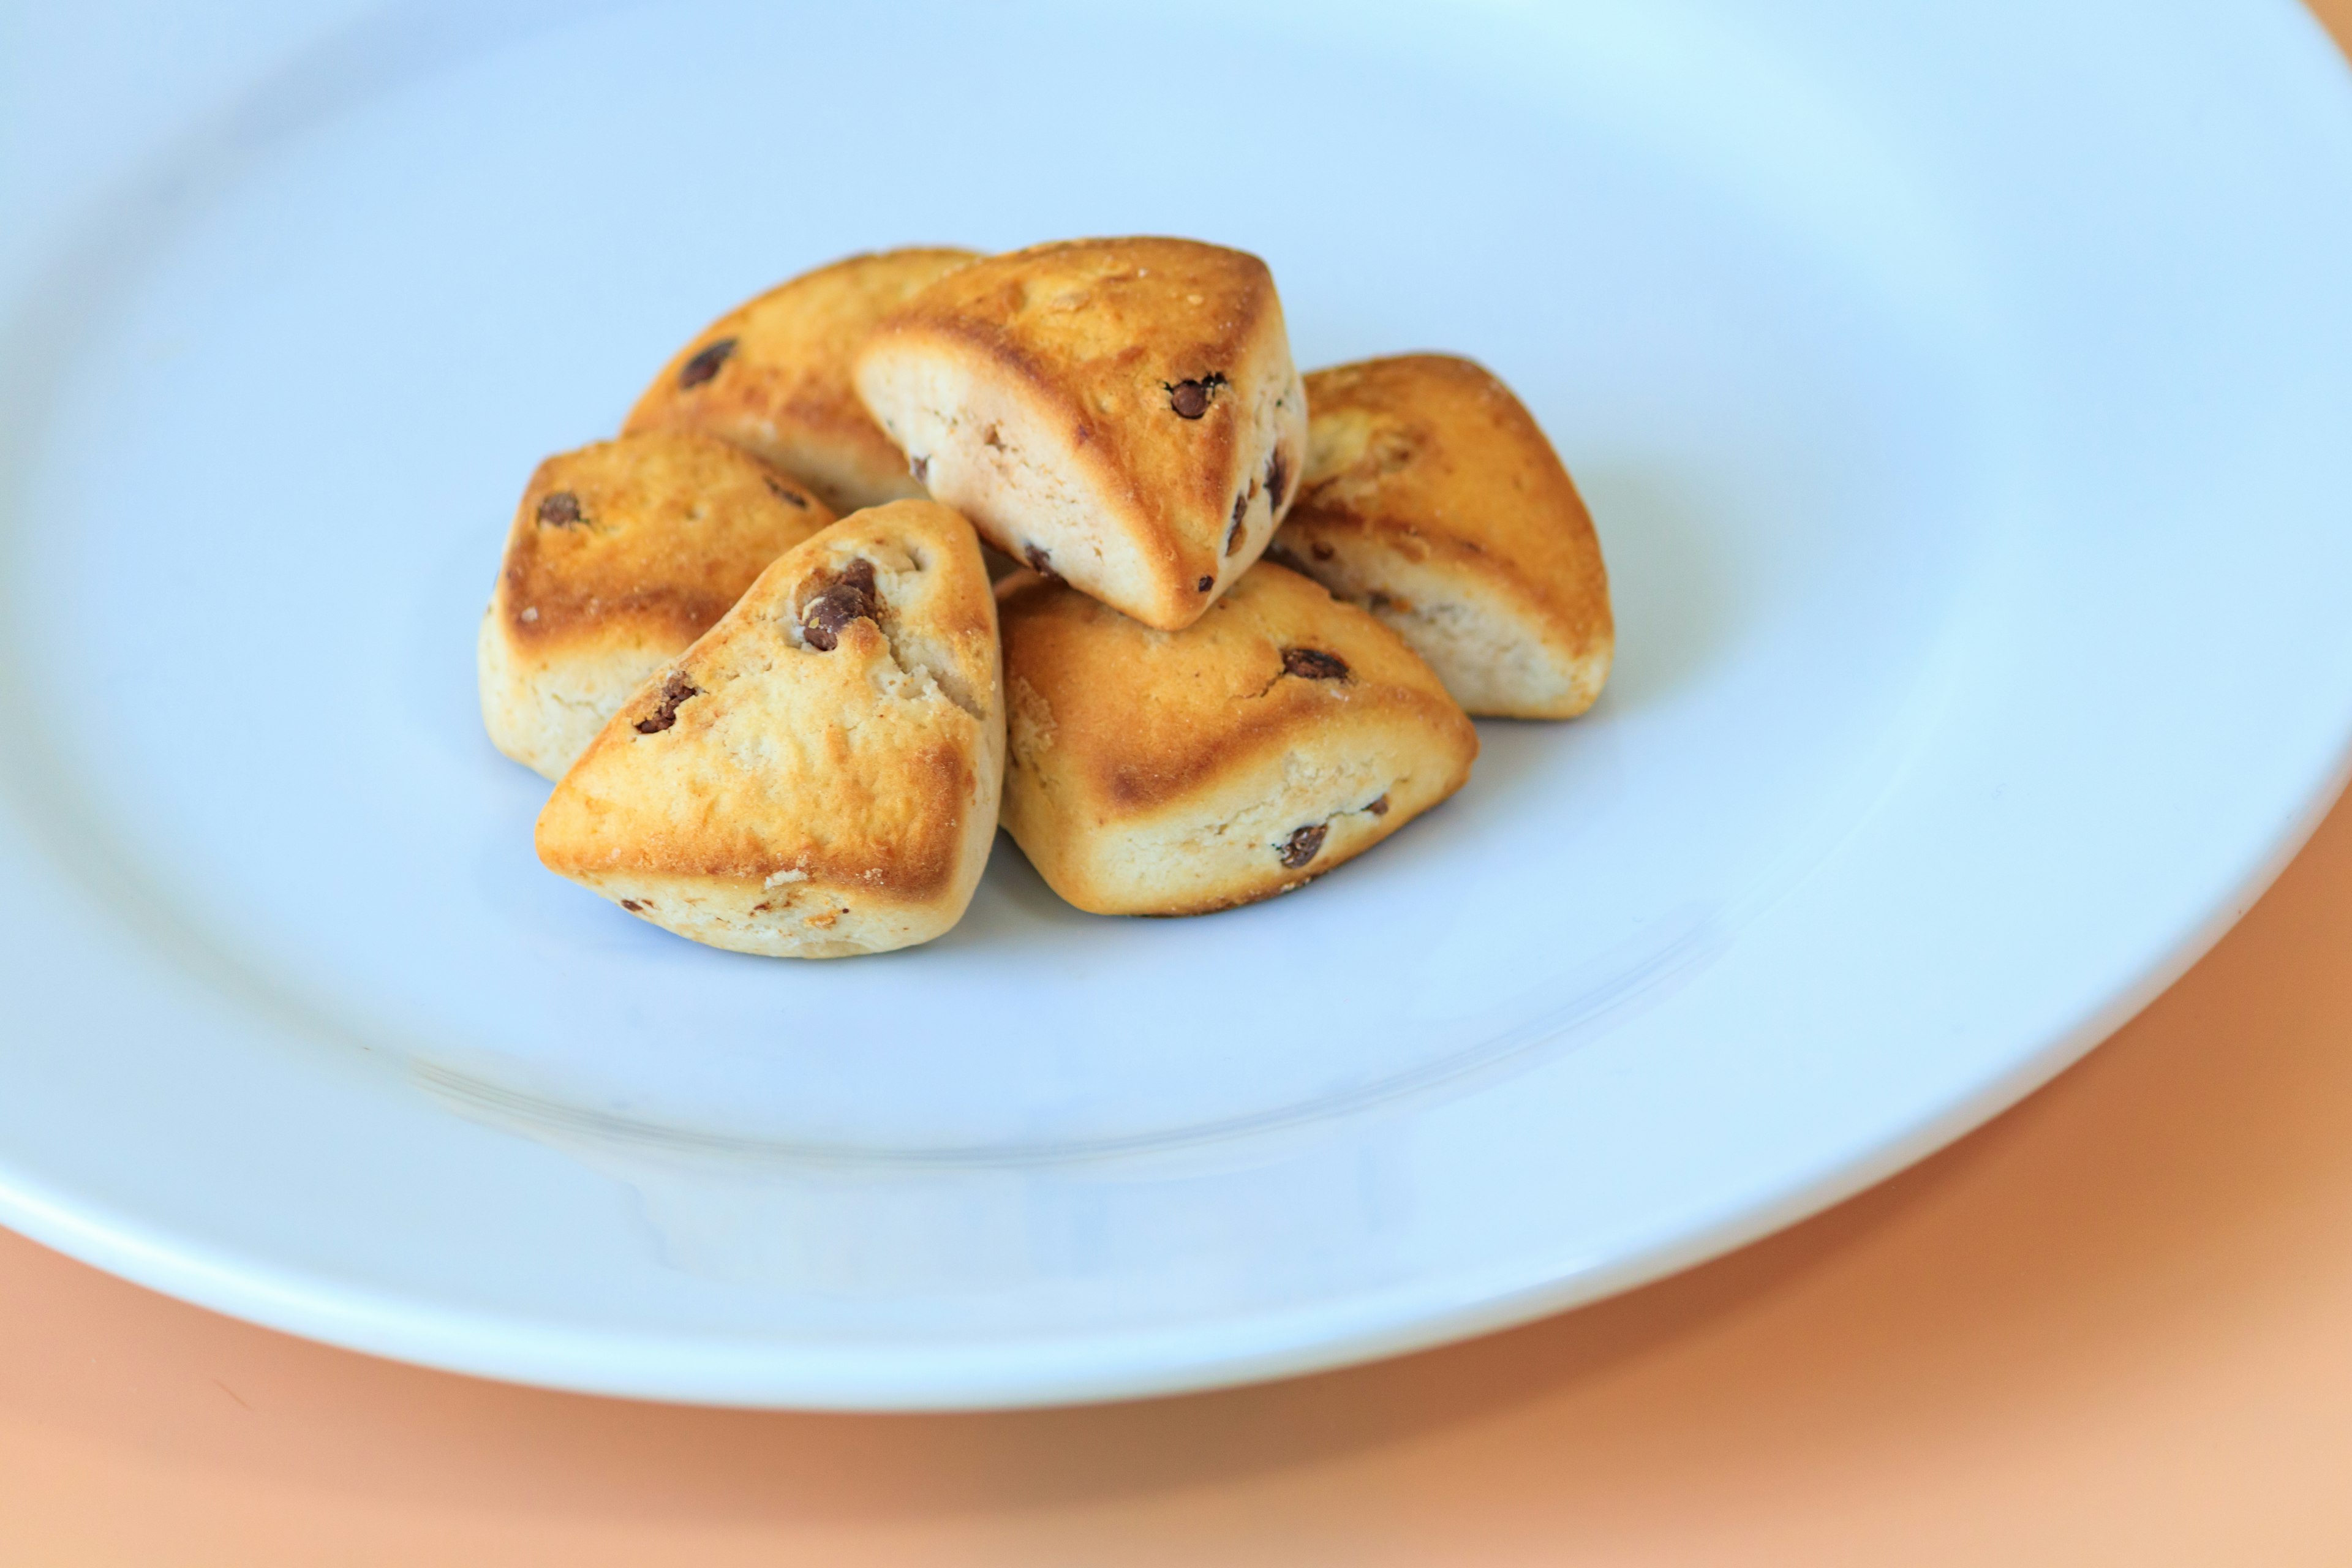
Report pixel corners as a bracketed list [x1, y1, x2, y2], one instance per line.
[478, 431, 836, 779]
[854, 236, 1308, 632]
[622, 247, 980, 514]
[1268, 355, 1613, 718]
[998, 562, 1477, 916]
[535, 501, 1003, 958]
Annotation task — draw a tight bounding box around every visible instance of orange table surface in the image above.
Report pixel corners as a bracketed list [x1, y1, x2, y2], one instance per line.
[11, 16, 2352, 1564]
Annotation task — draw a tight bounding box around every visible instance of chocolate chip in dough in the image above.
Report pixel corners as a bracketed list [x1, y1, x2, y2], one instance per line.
[635, 672, 701, 733]
[1265, 445, 1289, 510]
[677, 337, 736, 388]
[1281, 647, 1349, 680]
[1278, 823, 1327, 869]
[1226, 486, 1254, 556]
[536, 491, 583, 528]
[1024, 543, 1056, 578]
[1197, 574, 1215, 592]
[764, 477, 809, 508]
[801, 557, 880, 651]
[1166, 372, 1227, 420]
[1367, 794, 1391, 816]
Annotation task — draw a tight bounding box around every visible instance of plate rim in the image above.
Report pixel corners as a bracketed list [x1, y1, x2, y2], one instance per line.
[3, 0, 2351, 1409]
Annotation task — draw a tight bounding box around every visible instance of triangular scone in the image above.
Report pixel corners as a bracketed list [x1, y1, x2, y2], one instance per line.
[998, 562, 1477, 916]
[622, 248, 979, 514]
[1268, 355, 1613, 718]
[535, 502, 1003, 959]
[854, 236, 1308, 632]
[478, 431, 835, 779]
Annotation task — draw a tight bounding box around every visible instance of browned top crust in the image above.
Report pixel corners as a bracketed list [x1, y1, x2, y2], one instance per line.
[1281, 353, 1612, 655]
[622, 248, 980, 512]
[997, 560, 1472, 821]
[864, 236, 1292, 543]
[535, 501, 1000, 903]
[497, 430, 834, 650]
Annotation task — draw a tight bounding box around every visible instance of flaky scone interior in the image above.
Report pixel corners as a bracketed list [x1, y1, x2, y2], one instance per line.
[856, 236, 1306, 631]
[1271, 354, 1612, 719]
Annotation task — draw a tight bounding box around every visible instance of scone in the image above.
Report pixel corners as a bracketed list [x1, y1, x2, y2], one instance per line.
[534, 501, 1003, 959]
[478, 431, 836, 778]
[1268, 354, 1613, 718]
[998, 561, 1477, 916]
[854, 236, 1308, 632]
[622, 247, 980, 514]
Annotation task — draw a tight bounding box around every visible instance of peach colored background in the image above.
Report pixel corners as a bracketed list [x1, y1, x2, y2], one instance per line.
[9, 10, 2352, 1560]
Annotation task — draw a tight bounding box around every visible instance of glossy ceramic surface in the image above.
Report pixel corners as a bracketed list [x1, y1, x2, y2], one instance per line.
[2, 0, 2350, 1406]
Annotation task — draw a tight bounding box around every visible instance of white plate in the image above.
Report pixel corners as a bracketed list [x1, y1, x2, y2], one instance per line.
[4, 0, 2351, 1409]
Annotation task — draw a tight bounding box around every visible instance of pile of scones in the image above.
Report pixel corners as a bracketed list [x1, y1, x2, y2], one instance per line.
[478, 238, 1615, 959]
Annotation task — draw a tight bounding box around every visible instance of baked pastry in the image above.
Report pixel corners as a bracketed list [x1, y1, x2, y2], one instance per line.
[854, 236, 1307, 631]
[622, 247, 980, 514]
[1268, 354, 1613, 718]
[534, 501, 1003, 958]
[998, 561, 1477, 916]
[478, 431, 835, 779]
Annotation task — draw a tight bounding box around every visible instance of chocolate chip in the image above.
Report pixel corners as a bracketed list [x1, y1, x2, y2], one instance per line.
[1281, 647, 1349, 680]
[1226, 488, 1251, 556]
[800, 608, 848, 652]
[1367, 794, 1390, 816]
[1166, 372, 1226, 420]
[635, 672, 701, 734]
[764, 477, 809, 508]
[1310, 540, 1335, 561]
[1197, 574, 1214, 592]
[1265, 446, 1289, 510]
[909, 454, 929, 483]
[620, 899, 643, 911]
[1024, 543, 1056, 578]
[677, 337, 735, 388]
[537, 491, 582, 527]
[801, 557, 880, 651]
[1278, 823, 1327, 869]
